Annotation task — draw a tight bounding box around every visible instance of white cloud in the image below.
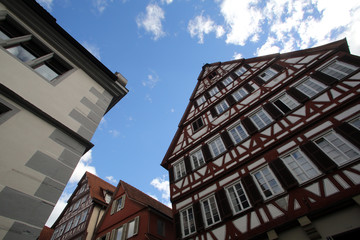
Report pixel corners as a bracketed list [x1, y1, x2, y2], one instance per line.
[136, 4, 166, 41]
[36, 0, 53, 11]
[161, 0, 173, 4]
[69, 150, 97, 184]
[145, 94, 153, 103]
[170, 108, 175, 113]
[105, 176, 118, 184]
[150, 176, 171, 207]
[233, 52, 242, 60]
[82, 41, 101, 60]
[93, 0, 114, 14]
[142, 71, 159, 89]
[188, 14, 225, 44]
[108, 129, 120, 137]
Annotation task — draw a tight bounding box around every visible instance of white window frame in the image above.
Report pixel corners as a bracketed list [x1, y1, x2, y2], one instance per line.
[252, 165, 283, 200]
[222, 76, 233, 86]
[296, 77, 326, 98]
[174, 160, 186, 181]
[208, 86, 219, 97]
[225, 181, 251, 214]
[201, 195, 221, 227]
[235, 66, 247, 76]
[116, 195, 125, 212]
[126, 216, 139, 239]
[281, 149, 320, 184]
[250, 108, 273, 130]
[272, 93, 298, 114]
[228, 123, 248, 144]
[115, 225, 124, 240]
[321, 60, 358, 80]
[196, 95, 206, 106]
[180, 207, 196, 237]
[232, 87, 248, 102]
[208, 137, 226, 158]
[215, 100, 229, 115]
[314, 131, 360, 166]
[190, 149, 205, 170]
[258, 67, 278, 82]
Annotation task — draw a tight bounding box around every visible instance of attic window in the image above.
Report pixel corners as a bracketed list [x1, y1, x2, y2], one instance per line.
[110, 195, 125, 214]
[192, 117, 204, 132]
[208, 71, 217, 80]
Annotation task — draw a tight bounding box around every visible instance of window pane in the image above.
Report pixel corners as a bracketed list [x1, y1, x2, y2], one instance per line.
[296, 78, 326, 98]
[227, 182, 250, 214]
[229, 124, 248, 144]
[209, 87, 219, 97]
[215, 100, 229, 114]
[253, 166, 282, 198]
[251, 109, 272, 129]
[6, 45, 36, 62]
[191, 150, 205, 169]
[350, 117, 360, 130]
[321, 61, 357, 80]
[232, 88, 248, 101]
[201, 196, 220, 227]
[209, 137, 226, 157]
[115, 226, 123, 240]
[34, 64, 59, 81]
[181, 208, 196, 236]
[196, 95, 206, 106]
[259, 68, 277, 81]
[222, 76, 233, 86]
[0, 30, 10, 40]
[235, 66, 246, 76]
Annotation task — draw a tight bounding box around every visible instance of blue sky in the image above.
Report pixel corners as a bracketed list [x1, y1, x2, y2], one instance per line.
[37, 0, 360, 226]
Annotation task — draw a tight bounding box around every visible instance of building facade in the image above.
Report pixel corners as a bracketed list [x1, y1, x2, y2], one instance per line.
[161, 39, 360, 239]
[94, 180, 175, 240]
[50, 172, 116, 240]
[0, 0, 128, 239]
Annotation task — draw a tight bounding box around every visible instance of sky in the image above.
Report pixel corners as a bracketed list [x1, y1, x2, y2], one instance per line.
[36, 0, 360, 226]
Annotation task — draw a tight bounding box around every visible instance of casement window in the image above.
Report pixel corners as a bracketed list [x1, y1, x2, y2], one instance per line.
[234, 66, 247, 76]
[296, 77, 326, 98]
[110, 195, 125, 215]
[192, 117, 204, 132]
[0, 14, 72, 82]
[196, 95, 206, 106]
[190, 149, 205, 170]
[174, 160, 186, 180]
[215, 100, 229, 115]
[208, 137, 226, 158]
[72, 214, 81, 229]
[180, 207, 196, 237]
[73, 199, 81, 210]
[114, 225, 124, 240]
[272, 93, 298, 114]
[350, 117, 360, 130]
[201, 196, 221, 227]
[250, 108, 272, 130]
[127, 216, 139, 238]
[58, 224, 65, 236]
[320, 60, 358, 80]
[252, 166, 283, 199]
[258, 67, 278, 82]
[314, 131, 360, 166]
[208, 86, 219, 97]
[79, 209, 89, 223]
[232, 87, 248, 102]
[228, 123, 248, 144]
[281, 149, 320, 183]
[222, 76, 234, 86]
[226, 182, 250, 214]
[65, 219, 73, 233]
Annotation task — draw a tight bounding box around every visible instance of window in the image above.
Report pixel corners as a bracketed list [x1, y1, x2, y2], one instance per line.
[64, 219, 73, 233]
[192, 117, 204, 132]
[157, 219, 165, 236]
[190, 149, 205, 169]
[127, 217, 139, 238]
[222, 76, 234, 86]
[180, 207, 196, 237]
[79, 209, 88, 223]
[208, 71, 217, 80]
[73, 199, 81, 210]
[57, 224, 65, 236]
[116, 195, 125, 212]
[253, 166, 282, 199]
[208, 137, 226, 158]
[201, 196, 221, 227]
[250, 109, 272, 130]
[235, 66, 247, 76]
[228, 123, 248, 144]
[174, 160, 186, 180]
[258, 67, 278, 82]
[350, 117, 360, 130]
[226, 182, 250, 214]
[272, 93, 298, 114]
[215, 100, 229, 115]
[314, 131, 359, 166]
[232, 88, 248, 102]
[115, 226, 124, 240]
[321, 61, 358, 80]
[208, 86, 219, 97]
[196, 95, 206, 106]
[281, 149, 320, 183]
[72, 214, 81, 228]
[296, 77, 326, 98]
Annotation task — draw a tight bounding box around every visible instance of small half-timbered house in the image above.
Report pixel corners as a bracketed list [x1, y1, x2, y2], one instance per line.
[161, 39, 360, 239]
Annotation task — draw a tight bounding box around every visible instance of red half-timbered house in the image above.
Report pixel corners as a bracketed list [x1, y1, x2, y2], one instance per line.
[93, 180, 175, 240]
[161, 39, 360, 240]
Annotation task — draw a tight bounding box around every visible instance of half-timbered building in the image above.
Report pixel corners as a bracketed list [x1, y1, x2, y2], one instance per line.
[161, 39, 360, 239]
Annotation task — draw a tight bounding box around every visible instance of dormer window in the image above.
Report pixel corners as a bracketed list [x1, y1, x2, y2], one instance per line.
[208, 71, 217, 80]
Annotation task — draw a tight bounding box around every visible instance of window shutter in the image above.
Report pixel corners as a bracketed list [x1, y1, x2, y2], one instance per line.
[243, 83, 254, 93]
[110, 200, 116, 215]
[215, 189, 232, 220]
[300, 141, 337, 173]
[241, 117, 258, 135]
[241, 175, 262, 206]
[271, 63, 284, 72]
[287, 87, 308, 103]
[133, 216, 140, 235]
[230, 72, 238, 80]
[311, 71, 337, 86]
[253, 76, 265, 86]
[204, 91, 211, 99]
[217, 82, 225, 90]
[226, 95, 237, 106]
[169, 166, 175, 184]
[105, 232, 111, 240]
[184, 156, 192, 174]
[121, 223, 128, 240]
[243, 63, 251, 69]
[334, 122, 360, 148]
[110, 229, 116, 240]
[120, 196, 125, 210]
[269, 158, 298, 190]
[174, 213, 182, 239]
[221, 131, 234, 150]
[193, 100, 198, 108]
[193, 202, 204, 232]
[264, 102, 283, 120]
[338, 55, 360, 67]
[202, 144, 213, 162]
[210, 107, 218, 118]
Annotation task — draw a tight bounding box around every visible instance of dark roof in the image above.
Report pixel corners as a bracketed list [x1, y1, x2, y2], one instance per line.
[38, 226, 54, 240]
[86, 172, 116, 205]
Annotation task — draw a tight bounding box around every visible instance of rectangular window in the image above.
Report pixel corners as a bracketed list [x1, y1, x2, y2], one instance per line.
[58, 224, 65, 236]
[258, 67, 278, 82]
[215, 100, 229, 115]
[126, 217, 139, 238]
[208, 86, 219, 97]
[296, 77, 326, 98]
[235, 66, 247, 76]
[226, 182, 250, 214]
[321, 61, 358, 80]
[180, 207, 196, 237]
[250, 109, 272, 130]
[201, 196, 221, 227]
[73, 199, 81, 210]
[174, 160, 186, 180]
[208, 137, 226, 158]
[79, 209, 88, 223]
[64, 219, 73, 233]
[228, 123, 248, 144]
[232, 87, 248, 102]
[115, 226, 124, 240]
[196, 95, 206, 106]
[314, 131, 359, 166]
[253, 166, 283, 199]
[222, 76, 234, 86]
[72, 214, 81, 229]
[190, 149, 205, 169]
[116, 195, 125, 212]
[350, 117, 360, 130]
[273, 93, 298, 114]
[281, 149, 320, 183]
[192, 117, 204, 132]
